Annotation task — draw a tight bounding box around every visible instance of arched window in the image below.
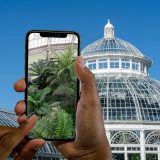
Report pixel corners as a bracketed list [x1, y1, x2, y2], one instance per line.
[145, 131, 160, 144]
[111, 131, 140, 144]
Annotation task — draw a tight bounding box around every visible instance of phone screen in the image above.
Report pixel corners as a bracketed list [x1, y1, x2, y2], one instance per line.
[25, 31, 79, 140]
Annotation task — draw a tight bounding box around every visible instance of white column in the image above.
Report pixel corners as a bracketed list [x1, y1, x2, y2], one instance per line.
[106, 130, 111, 144]
[125, 146, 128, 160]
[119, 58, 122, 69]
[139, 62, 141, 72]
[140, 130, 145, 160]
[85, 60, 88, 67]
[108, 58, 110, 69]
[130, 59, 132, 70]
[96, 58, 98, 70]
[144, 65, 147, 74]
[158, 146, 160, 160]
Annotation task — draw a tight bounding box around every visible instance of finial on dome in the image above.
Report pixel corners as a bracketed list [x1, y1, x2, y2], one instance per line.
[104, 19, 114, 38]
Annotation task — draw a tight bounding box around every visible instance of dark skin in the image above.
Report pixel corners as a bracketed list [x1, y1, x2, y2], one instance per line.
[0, 108, 45, 159]
[0, 56, 112, 160]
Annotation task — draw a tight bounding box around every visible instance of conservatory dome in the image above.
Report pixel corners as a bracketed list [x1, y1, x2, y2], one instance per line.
[96, 75, 160, 122]
[81, 37, 145, 57]
[82, 20, 151, 62]
[81, 20, 160, 123]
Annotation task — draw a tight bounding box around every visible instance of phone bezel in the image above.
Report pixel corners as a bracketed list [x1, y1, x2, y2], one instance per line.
[25, 30, 80, 140]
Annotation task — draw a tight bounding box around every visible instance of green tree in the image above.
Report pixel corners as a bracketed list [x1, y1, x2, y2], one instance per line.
[27, 85, 52, 117]
[30, 107, 74, 139]
[28, 45, 77, 138]
[29, 59, 55, 89]
[48, 45, 77, 113]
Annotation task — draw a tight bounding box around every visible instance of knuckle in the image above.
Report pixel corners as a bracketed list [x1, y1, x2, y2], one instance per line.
[0, 133, 14, 150]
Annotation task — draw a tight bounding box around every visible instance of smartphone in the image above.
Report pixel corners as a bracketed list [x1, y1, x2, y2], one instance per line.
[25, 31, 80, 140]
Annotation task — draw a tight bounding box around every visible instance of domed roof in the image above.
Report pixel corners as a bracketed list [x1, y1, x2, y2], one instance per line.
[82, 20, 159, 123]
[82, 20, 146, 58]
[96, 75, 160, 122]
[81, 37, 144, 57]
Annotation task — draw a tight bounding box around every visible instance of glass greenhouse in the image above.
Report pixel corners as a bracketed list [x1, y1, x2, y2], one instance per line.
[81, 20, 160, 160]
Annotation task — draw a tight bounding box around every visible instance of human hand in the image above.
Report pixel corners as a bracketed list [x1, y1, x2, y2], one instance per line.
[12, 56, 112, 160]
[0, 79, 45, 160]
[52, 56, 112, 160]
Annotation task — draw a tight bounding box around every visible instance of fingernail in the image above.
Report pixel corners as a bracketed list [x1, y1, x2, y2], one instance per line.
[35, 145, 41, 150]
[35, 140, 45, 150]
[78, 56, 86, 68]
[35, 145, 43, 150]
[35, 147, 39, 150]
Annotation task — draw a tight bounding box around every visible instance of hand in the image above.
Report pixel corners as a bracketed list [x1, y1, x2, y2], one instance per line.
[0, 79, 45, 160]
[52, 56, 112, 160]
[12, 56, 112, 160]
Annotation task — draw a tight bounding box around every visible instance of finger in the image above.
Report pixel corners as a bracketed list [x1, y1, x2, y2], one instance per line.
[52, 141, 75, 159]
[0, 126, 16, 158]
[18, 114, 38, 136]
[0, 115, 38, 157]
[17, 114, 27, 124]
[15, 139, 45, 160]
[14, 78, 26, 92]
[74, 56, 100, 107]
[0, 126, 13, 136]
[14, 100, 26, 115]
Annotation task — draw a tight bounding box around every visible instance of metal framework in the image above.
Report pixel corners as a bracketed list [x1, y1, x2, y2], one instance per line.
[146, 131, 160, 145]
[82, 20, 160, 160]
[111, 131, 140, 144]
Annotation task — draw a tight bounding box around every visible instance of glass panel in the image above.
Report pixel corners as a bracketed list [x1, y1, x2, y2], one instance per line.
[132, 60, 139, 70]
[127, 153, 141, 160]
[112, 153, 124, 160]
[98, 59, 108, 69]
[146, 153, 158, 160]
[122, 59, 130, 69]
[110, 59, 119, 68]
[88, 60, 96, 70]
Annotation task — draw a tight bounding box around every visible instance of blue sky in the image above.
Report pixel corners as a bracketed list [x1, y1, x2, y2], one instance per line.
[0, 0, 160, 111]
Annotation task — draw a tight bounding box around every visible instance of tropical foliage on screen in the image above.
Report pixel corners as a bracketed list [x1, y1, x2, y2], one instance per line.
[27, 45, 76, 139]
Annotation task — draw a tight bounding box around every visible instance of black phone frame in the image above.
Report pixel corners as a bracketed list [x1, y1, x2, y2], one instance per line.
[25, 30, 80, 141]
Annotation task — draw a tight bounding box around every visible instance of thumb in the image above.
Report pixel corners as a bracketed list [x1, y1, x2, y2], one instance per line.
[74, 56, 100, 107]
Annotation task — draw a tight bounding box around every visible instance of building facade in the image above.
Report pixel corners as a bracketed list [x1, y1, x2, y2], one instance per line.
[81, 20, 160, 160]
